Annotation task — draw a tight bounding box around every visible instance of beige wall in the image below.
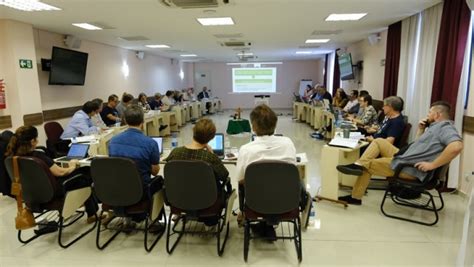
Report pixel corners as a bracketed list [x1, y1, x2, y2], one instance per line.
[341, 30, 388, 100]
[35, 29, 194, 110]
[0, 21, 194, 146]
[460, 54, 474, 194]
[194, 60, 324, 109]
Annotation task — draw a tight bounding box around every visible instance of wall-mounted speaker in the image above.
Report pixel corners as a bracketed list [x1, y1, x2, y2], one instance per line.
[136, 51, 145, 60]
[367, 33, 381, 46]
[64, 35, 82, 49]
[41, 58, 51, 71]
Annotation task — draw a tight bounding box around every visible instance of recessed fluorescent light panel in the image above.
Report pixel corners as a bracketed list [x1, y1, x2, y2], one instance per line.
[237, 52, 253, 56]
[296, 51, 312, 54]
[325, 13, 367, 21]
[0, 0, 61, 11]
[145, 44, 170, 48]
[180, 54, 197, 57]
[197, 17, 234, 26]
[305, 39, 330, 44]
[72, 23, 103, 30]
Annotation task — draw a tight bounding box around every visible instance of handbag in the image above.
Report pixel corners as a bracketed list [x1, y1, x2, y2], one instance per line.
[11, 156, 36, 230]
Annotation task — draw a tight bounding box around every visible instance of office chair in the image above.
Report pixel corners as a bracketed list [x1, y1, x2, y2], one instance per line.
[91, 157, 166, 252]
[241, 161, 304, 262]
[4, 156, 96, 248]
[44, 122, 70, 157]
[163, 160, 235, 256]
[380, 163, 448, 226]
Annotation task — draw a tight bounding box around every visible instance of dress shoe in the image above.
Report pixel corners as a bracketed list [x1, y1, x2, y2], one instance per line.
[338, 195, 362, 205]
[336, 163, 365, 176]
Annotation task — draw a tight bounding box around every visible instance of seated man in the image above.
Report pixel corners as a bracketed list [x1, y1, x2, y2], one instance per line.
[343, 90, 359, 115]
[161, 90, 175, 112]
[91, 98, 107, 129]
[100, 94, 121, 127]
[108, 105, 164, 224]
[197, 87, 212, 114]
[165, 118, 232, 225]
[61, 101, 101, 139]
[149, 93, 162, 110]
[236, 104, 310, 239]
[336, 101, 463, 205]
[365, 96, 405, 147]
[116, 93, 133, 118]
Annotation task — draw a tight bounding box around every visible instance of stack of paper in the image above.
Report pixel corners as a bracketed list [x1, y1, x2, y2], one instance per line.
[328, 137, 359, 149]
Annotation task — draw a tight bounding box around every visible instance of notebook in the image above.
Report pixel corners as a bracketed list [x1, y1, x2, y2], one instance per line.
[56, 143, 89, 162]
[208, 133, 224, 159]
[151, 136, 163, 155]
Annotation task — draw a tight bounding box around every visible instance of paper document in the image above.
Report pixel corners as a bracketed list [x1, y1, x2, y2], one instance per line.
[73, 135, 97, 143]
[328, 137, 359, 149]
[349, 132, 365, 140]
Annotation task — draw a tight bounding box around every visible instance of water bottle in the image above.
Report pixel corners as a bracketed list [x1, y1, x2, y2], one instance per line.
[171, 133, 178, 149]
[308, 209, 316, 228]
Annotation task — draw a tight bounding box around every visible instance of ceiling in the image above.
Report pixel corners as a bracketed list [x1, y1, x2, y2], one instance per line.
[0, 0, 441, 62]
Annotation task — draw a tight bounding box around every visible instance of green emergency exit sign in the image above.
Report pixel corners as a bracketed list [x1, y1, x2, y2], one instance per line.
[19, 59, 33, 69]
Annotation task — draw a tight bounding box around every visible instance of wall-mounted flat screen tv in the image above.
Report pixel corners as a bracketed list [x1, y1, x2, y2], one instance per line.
[49, 47, 88, 85]
[338, 53, 354, 80]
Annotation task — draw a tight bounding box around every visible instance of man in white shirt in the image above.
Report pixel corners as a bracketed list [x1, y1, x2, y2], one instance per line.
[343, 90, 359, 114]
[236, 104, 310, 240]
[161, 90, 175, 111]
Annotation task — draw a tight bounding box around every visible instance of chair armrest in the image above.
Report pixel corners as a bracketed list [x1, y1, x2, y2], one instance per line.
[392, 163, 415, 178]
[62, 173, 85, 192]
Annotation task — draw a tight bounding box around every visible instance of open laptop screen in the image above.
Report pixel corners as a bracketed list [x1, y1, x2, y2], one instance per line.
[67, 143, 89, 158]
[208, 133, 224, 156]
[151, 137, 163, 154]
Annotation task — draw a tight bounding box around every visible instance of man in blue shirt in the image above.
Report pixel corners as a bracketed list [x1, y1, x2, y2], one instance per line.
[108, 105, 162, 189]
[61, 101, 101, 139]
[365, 96, 406, 147]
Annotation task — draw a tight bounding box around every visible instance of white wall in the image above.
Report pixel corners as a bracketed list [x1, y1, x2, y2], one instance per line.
[35, 29, 194, 111]
[341, 30, 388, 100]
[193, 60, 324, 109]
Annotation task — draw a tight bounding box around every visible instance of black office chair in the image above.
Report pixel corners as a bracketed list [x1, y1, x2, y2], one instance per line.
[0, 130, 14, 197]
[44, 122, 70, 158]
[4, 156, 96, 248]
[163, 160, 234, 256]
[242, 161, 304, 263]
[90, 157, 166, 252]
[380, 163, 448, 226]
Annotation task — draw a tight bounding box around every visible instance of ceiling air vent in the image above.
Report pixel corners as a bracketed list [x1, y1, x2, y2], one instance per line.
[221, 41, 249, 47]
[160, 0, 232, 8]
[298, 45, 321, 49]
[119, 36, 150, 41]
[213, 33, 243, 39]
[311, 30, 343, 36]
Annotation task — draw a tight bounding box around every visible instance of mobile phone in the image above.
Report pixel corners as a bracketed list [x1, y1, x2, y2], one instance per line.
[422, 119, 431, 127]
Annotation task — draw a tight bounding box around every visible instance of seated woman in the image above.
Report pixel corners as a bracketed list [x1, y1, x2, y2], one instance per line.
[138, 93, 151, 111]
[6, 126, 99, 223]
[165, 118, 231, 225]
[333, 88, 349, 109]
[348, 94, 378, 128]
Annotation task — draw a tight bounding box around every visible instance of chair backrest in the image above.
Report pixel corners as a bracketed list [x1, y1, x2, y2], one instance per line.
[0, 131, 14, 195]
[398, 123, 412, 148]
[90, 157, 143, 207]
[164, 160, 217, 211]
[423, 164, 450, 189]
[244, 160, 300, 214]
[44, 122, 64, 143]
[4, 156, 56, 204]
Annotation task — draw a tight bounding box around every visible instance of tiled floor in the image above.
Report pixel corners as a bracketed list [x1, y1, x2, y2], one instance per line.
[0, 110, 468, 266]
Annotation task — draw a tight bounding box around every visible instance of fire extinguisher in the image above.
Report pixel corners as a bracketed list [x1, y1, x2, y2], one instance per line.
[0, 79, 6, 109]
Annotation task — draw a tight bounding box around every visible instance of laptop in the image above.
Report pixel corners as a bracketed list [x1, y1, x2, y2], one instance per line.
[208, 133, 224, 159]
[151, 136, 163, 155]
[56, 143, 89, 162]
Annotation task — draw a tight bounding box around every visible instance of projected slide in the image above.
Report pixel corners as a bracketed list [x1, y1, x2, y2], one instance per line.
[232, 68, 277, 93]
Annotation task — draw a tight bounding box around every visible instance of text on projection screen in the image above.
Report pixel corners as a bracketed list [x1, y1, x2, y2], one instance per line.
[232, 68, 277, 93]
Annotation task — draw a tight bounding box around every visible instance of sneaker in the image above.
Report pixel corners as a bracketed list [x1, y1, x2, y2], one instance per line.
[34, 221, 58, 235]
[338, 195, 362, 205]
[86, 214, 106, 224]
[101, 212, 116, 226]
[118, 220, 137, 235]
[336, 163, 365, 176]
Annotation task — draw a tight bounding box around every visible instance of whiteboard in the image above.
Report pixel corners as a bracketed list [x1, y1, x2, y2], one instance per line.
[299, 80, 312, 96]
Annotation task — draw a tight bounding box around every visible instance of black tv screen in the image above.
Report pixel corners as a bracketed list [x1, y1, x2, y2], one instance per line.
[338, 53, 354, 80]
[49, 47, 88, 85]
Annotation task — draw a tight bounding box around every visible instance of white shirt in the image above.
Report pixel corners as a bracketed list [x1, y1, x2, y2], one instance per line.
[161, 96, 175, 111]
[343, 99, 358, 112]
[235, 135, 296, 181]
